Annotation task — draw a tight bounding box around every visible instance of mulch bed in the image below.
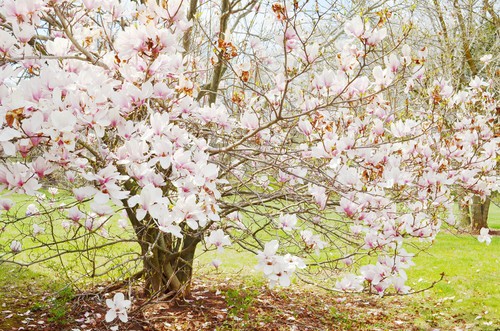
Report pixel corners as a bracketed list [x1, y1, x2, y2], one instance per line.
[1, 275, 427, 331]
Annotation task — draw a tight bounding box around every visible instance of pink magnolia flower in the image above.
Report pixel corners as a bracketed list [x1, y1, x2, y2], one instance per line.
[33, 223, 44, 236]
[50, 110, 76, 133]
[365, 27, 387, 46]
[31, 157, 54, 179]
[25, 204, 39, 216]
[278, 214, 297, 231]
[240, 112, 259, 130]
[480, 54, 493, 64]
[128, 184, 164, 221]
[117, 218, 129, 229]
[386, 53, 400, 73]
[0, 128, 22, 156]
[338, 197, 357, 218]
[173, 195, 206, 230]
[156, 212, 182, 238]
[206, 229, 231, 252]
[300, 230, 327, 254]
[46, 37, 72, 56]
[336, 274, 364, 292]
[73, 187, 97, 202]
[392, 276, 411, 294]
[309, 184, 327, 210]
[10, 240, 22, 253]
[344, 16, 365, 37]
[256, 240, 280, 274]
[297, 120, 313, 136]
[68, 206, 85, 223]
[211, 259, 222, 269]
[0, 198, 14, 211]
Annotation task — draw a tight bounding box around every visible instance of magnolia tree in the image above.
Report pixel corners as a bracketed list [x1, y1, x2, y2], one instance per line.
[416, 0, 499, 231]
[0, 0, 498, 303]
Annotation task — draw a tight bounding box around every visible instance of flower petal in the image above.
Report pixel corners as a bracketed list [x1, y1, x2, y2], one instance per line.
[105, 309, 117, 322]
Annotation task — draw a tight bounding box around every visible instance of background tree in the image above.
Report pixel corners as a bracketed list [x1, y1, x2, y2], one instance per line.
[417, 0, 499, 232]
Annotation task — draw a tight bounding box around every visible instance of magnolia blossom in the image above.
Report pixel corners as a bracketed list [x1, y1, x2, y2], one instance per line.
[10, 240, 22, 253]
[344, 16, 365, 37]
[211, 259, 222, 269]
[128, 184, 164, 221]
[46, 37, 72, 56]
[206, 229, 231, 252]
[25, 204, 39, 216]
[300, 230, 327, 254]
[48, 187, 58, 195]
[256, 240, 306, 288]
[478, 228, 491, 245]
[0, 198, 14, 211]
[336, 274, 364, 292]
[117, 218, 129, 229]
[240, 112, 259, 130]
[480, 54, 493, 64]
[33, 223, 45, 236]
[297, 120, 313, 136]
[309, 185, 327, 210]
[67, 206, 85, 222]
[105, 293, 131, 323]
[278, 214, 297, 231]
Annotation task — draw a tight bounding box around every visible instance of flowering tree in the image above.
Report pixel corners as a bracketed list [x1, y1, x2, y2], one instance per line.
[419, 0, 499, 232]
[0, 0, 497, 301]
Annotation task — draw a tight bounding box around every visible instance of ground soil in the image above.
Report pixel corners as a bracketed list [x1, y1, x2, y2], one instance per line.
[0, 275, 436, 331]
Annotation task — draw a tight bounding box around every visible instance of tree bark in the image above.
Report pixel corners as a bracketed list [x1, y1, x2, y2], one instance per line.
[471, 196, 490, 234]
[141, 227, 201, 297]
[457, 199, 471, 228]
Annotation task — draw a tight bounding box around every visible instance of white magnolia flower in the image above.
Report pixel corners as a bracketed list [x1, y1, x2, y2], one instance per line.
[477, 228, 491, 245]
[480, 54, 492, 64]
[105, 293, 131, 323]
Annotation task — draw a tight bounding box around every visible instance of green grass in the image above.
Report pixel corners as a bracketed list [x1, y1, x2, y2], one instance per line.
[404, 202, 500, 329]
[406, 232, 499, 329]
[0, 265, 67, 329]
[488, 201, 500, 229]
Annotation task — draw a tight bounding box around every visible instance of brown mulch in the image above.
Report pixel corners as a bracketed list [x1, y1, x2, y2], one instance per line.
[1, 275, 427, 331]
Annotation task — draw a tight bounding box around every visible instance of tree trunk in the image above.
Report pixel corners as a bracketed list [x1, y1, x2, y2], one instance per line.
[457, 199, 471, 228]
[141, 227, 201, 298]
[470, 196, 490, 234]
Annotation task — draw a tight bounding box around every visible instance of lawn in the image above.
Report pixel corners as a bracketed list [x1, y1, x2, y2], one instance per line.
[1, 203, 499, 330]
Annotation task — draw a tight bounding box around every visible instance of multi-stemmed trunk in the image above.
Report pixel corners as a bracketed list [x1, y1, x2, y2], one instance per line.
[122, 195, 200, 297]
[139, 225, 200, 297]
